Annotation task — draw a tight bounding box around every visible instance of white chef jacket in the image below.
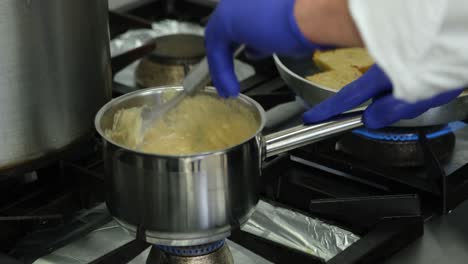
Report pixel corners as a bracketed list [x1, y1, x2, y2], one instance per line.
[348, 0, 468, 102]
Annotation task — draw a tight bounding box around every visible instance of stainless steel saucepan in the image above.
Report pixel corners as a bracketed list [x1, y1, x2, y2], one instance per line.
[95, 86, 363, 247]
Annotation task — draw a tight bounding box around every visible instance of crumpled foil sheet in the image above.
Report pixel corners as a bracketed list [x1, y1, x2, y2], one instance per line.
[242, 200, 360, 261]
[111, 19, 255, 87]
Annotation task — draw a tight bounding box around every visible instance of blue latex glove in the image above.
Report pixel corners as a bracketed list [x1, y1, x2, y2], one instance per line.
[303, 65, 463, 129]
[205, 0, 322, 97]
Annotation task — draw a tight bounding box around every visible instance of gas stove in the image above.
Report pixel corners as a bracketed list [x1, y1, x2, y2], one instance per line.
[2, 1, 468, 264]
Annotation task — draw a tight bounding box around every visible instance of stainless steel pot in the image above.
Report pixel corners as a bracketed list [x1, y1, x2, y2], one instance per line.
[95, 86, 362, 246]
[0, 0, 111, 171]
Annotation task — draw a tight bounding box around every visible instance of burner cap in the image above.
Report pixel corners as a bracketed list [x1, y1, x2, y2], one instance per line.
[147, 241, 234, 264]
[336, 123, 464, 167]
[351, 123, 466, 142]
[149, 34, 205, 65]
[155, 240, 225, 257]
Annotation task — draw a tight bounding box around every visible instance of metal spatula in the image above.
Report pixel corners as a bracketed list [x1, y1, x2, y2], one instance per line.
[138, 56, 211, 142]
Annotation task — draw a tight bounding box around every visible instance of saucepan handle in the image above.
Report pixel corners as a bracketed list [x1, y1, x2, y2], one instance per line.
[264, 111, 364, 158]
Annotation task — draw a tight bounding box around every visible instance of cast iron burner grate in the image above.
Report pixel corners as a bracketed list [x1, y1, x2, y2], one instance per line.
[336, 122, 466, 167]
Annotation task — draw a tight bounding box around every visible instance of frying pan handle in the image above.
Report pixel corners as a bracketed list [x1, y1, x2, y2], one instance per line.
[264, 111, 364, 158]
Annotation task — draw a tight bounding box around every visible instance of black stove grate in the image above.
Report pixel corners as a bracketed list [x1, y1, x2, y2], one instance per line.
[292, 128, 468, 214]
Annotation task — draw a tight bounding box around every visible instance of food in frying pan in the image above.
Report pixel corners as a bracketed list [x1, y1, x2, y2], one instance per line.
[105, 93, 259, 155]
[313, 48, 374, 73]
[307, 48, 374, 90]
[306, 67, 362, 90]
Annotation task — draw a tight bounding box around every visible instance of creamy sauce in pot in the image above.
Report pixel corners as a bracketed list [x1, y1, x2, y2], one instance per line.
[105, 94, 259, 155]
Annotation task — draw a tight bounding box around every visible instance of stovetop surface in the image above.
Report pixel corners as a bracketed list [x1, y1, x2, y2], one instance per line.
[385, 200, 468, 264]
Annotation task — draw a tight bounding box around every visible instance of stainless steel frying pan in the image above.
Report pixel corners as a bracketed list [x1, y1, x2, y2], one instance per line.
[273, 54, 468, 127]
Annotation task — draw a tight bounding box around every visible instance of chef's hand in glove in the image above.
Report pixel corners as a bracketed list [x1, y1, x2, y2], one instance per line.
[205, 0, 323, 98]
[302, 65, 463, 129]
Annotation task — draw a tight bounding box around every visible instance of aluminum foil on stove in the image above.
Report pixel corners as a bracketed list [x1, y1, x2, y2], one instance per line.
[242, 200, 360, 261]
[110, 19, 255, 88]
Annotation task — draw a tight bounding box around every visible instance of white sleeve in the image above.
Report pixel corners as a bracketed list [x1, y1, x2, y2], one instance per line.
[348, 0, 468, 102]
